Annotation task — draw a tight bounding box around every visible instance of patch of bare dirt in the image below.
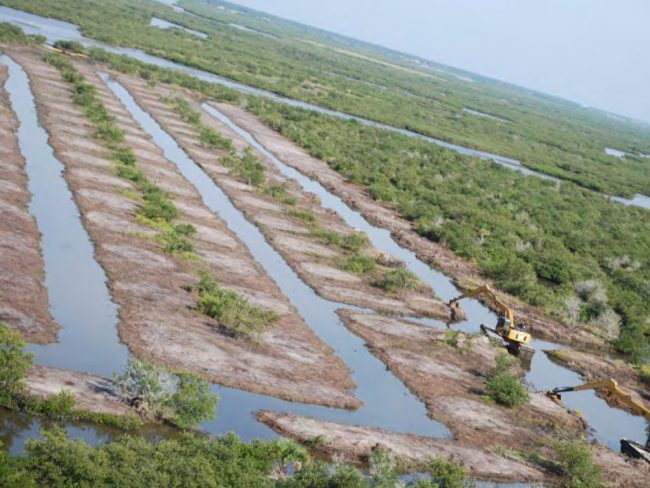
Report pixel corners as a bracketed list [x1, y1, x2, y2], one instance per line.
[25, 364, 136, 419]
[7, 47, 358, 409]
[339, 310, 584, 457]
[0, 62, 58, 344]
[256, 411, 546, 483]
[115, 75, 453, 321]
[212, 102, 606, 350]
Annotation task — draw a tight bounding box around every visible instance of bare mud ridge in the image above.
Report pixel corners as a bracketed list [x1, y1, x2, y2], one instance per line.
[257, 411, 545, 483]
[8, 47, 357, 409]
[339, 310, 583, 455]
[115, 74, 453, 321]
[25, 365, 137, 420]
[338, 311, 650, 486]
[0, 62, 57, 343]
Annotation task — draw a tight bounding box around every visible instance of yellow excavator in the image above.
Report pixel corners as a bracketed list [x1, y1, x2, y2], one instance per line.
[547, 378, 650, 462]
[448, 284, 535, 361]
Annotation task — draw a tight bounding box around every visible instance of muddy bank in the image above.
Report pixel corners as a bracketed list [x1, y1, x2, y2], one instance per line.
[339, 310, 584, 455]
[0, 61, 57, 344]
[338, 310, 650, 485]
[115, 74, 452, 321]
[256, 411, 545, 483]
[8, 47, 357, 409]
[25, 365, 136, 419]
[547, 349, 650, 413]
[212, 102, 604, 349]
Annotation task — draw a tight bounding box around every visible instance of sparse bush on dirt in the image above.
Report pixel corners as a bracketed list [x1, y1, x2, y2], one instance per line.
[485, 354, 529, 407]
[53, 40, 85, 54]
[228, 148, 266, 187]
[341, 232, 370, 253]
[554, 439, 604, 488]
[164, 96, 233, 151]
[114, 357, 218, 428]
[264, 183, 297, 206]
[343, 255, 377, 274]
[197, 275, 279, 340]
[287, 209, 317, 224]
[373, 267, 419, 294]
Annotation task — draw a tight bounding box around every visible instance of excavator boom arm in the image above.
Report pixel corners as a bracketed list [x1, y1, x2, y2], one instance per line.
[448, 285, 514, 323]
[550, 378, 650, 421]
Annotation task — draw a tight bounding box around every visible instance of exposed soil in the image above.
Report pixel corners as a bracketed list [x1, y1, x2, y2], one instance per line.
[25, 364, 136, 419]
[212, 102, 605, 350]
[546, 348, 650, 414]
[256, 411, 546, 483]
[0, 62, 58, 344]
[7, 47, 358, 409]
[114, 74, 453, 321]
[339, 310, 583, 456]
[338, 310, 650, 485]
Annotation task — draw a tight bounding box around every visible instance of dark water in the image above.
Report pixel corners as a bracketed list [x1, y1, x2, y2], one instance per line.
[3, 5, 648, 211]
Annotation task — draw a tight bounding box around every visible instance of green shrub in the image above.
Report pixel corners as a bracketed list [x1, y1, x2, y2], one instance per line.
[140, 187, 178, 222]
[485, 355, 529, 407]
[199, 126, 232, 150]
[229, 148, 266, 187]
[555, 439, 604, 488]
[0, 22, 45, 44]
[114, 358, 218, 428]
[197, 275, 278, 340]
[343, 255, 377, 274]
[373, 267, 419, 294]
[425, 457, 473, 488]
[264, 183, 297, 205]
[341, 232, 370, 252]
[27, 390, 76, 417]
[0, 323, 34, 407]
[3, 428, 328, 487]
[288, 209, 317, 224]
[53, 40, 85, 54]
[312, 229, 342, 247]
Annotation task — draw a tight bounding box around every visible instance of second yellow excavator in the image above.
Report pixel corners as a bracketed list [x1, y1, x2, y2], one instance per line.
[547, 378, 650, 462]
[448, 284, 535, 361]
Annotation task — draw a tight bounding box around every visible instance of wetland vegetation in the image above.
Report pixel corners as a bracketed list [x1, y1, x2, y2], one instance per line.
[5, 6, 647, 361]
[1, 2, 648, 485]
[2, 0, 650, 197]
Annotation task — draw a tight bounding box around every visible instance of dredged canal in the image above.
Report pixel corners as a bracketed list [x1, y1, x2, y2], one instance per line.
[0, 5, 647, 458]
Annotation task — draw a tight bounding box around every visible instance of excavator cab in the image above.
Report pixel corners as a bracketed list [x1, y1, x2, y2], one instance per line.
[448, 285, 534, 362]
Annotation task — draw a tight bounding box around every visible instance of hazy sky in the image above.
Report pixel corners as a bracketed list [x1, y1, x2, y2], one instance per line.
[229, 0, 650, 124]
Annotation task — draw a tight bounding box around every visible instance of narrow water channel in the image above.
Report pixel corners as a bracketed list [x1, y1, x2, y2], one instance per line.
[1, 5, 648, 210]
[0, 53, 144, 454]
[1, 54, 126, 376]
[203, 104, 650, 451]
